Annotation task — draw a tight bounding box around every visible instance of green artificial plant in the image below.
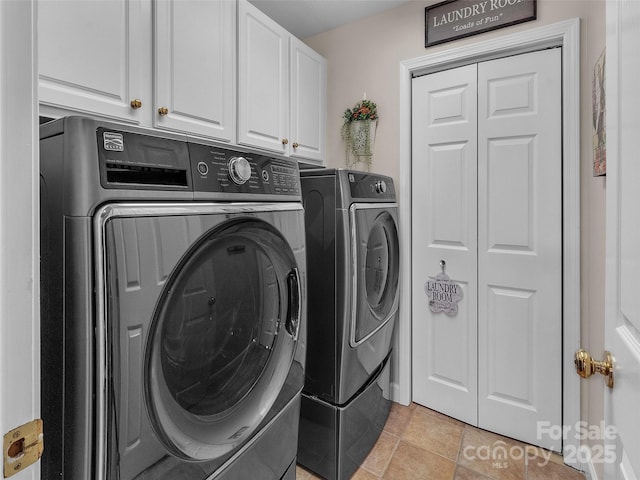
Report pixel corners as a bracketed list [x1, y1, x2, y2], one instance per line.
[341, 99, 378, 170]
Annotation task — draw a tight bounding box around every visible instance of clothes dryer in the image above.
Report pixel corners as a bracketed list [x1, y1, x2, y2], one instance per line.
[40, 117, 306, 480]
[298, 169, 399, 480]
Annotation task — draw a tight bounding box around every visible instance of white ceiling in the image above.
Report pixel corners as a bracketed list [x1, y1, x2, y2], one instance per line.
[248, 0, 411, 39]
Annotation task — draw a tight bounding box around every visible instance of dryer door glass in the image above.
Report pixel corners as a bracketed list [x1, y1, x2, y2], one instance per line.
[351, 207, 399, 345]
[140, 218, 299, 461]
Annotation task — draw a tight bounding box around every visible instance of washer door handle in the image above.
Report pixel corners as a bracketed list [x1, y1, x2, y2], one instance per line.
[285, 268, 301, 339]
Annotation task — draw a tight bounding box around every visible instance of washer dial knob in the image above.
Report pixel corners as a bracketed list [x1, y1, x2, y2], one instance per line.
[228, 156, 252, 185]
[375, 180, 387, 194]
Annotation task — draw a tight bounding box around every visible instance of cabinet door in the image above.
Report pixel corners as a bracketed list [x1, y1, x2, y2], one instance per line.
[38, 0, 146, 122]
[238, 0, 289, 154]
[290, 38, 326, 164]
[155, 0, 235, 141]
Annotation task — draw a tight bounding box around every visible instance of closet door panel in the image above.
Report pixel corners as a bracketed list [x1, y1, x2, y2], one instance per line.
[411, 64, 478, 426]
[477, 48, 562, 452]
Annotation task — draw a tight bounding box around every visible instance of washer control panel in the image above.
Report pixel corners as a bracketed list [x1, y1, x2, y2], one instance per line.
[227, 156, 252, 185]
[95, 127, 300, 197]
[189, 142, 300, 196]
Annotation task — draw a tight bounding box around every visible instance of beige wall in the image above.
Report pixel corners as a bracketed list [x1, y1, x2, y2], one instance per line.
[579, 2, 607, 478]
[306, 0, 607, 474]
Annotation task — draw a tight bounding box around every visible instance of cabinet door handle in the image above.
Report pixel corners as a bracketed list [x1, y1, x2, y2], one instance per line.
[292, 142, 299, 149]
[158, 107, 169, 116]
[281, 138, 289, 145]
[130, 99, 142, 109]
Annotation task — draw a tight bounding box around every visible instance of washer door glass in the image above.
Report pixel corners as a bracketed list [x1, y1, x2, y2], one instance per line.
[352, 207, 399, 345]
[145, 219, 300, 460]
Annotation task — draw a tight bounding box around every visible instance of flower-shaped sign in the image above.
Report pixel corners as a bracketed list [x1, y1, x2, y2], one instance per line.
[424, 271, 464, 316]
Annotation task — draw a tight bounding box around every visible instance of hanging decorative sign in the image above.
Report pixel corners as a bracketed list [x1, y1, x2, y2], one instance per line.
[425, 0, 537, 48]
[424, 260, 464, 316]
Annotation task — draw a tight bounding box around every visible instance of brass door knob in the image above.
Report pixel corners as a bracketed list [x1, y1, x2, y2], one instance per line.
[130, 99, 142, 109]
[158, 107, 169, 116]
[281, 138, 289, 145]
[575, 349, 614, 388]
[292, 142, 299, 149]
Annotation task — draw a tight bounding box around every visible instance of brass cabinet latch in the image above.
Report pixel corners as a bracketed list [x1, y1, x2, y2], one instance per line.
[575, 349, 614, 388]
[3, 419, 43, 478]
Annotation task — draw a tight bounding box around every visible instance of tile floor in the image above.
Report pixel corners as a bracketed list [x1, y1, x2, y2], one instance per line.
[296, 402, 585, 480]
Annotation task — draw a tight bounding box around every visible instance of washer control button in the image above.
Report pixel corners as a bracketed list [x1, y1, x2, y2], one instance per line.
[262, 170, 270, 182]
[197, 161, 209, 176]
[375, 180, 387, 194]
[228, 156, 252, 185]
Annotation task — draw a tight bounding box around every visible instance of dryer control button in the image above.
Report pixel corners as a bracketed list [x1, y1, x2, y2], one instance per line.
[228, 156, 252, 185]
[375, 180, 387, 194]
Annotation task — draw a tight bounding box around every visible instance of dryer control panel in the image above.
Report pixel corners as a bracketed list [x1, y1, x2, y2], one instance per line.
[347, 171, 396, 201]
[189, 143, 300, 196]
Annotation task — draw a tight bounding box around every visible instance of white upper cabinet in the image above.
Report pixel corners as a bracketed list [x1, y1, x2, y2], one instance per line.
[154, 0, 235, 141]
[237, 0, 289, 154]
[290, 38, 326, 164]
[38, 0, 325, 157]
[39, 0, 236, 143]
[39, 0, 148, 123]
[238, 0, 326, 163]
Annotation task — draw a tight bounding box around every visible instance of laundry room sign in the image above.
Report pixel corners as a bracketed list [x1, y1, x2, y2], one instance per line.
[425, 0, 536, 47]
[424, 271, 464, 316]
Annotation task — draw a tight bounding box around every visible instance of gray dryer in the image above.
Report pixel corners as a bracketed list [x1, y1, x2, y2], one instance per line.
[298, 169, 399, 480]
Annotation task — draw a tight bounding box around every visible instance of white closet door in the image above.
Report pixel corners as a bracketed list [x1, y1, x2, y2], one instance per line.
[412, 48, 562, 450]
[477, 48, 562, 451]
[411, 64, 479, 426]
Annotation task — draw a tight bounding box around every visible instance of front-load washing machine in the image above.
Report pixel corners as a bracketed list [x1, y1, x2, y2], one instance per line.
[297, 169, 399, 480]
[39, 117, 306, 480]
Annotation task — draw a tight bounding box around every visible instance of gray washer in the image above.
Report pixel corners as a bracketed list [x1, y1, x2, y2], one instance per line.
[40, 116, 306, 480]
